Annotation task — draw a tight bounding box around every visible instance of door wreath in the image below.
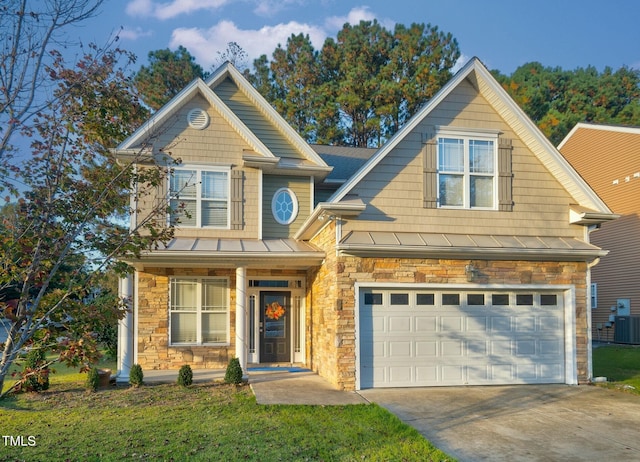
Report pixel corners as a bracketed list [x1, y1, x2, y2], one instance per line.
[265, 301, 285, 320]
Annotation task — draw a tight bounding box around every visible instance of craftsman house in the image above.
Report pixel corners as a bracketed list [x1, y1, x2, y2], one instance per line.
[114, 58, 615, 390]
[559, 123, 639, 343]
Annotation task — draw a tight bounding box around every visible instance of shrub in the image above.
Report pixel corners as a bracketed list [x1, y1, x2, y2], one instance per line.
[129, 363, 144, 387]
[86, 367, 100, 392]
[20, 348, 50, 392]
[177, 364, 193, 387]
[224, 357, 243, 385]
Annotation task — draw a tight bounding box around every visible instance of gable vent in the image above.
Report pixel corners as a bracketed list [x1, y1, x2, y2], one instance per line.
[187, 108, 209, 130]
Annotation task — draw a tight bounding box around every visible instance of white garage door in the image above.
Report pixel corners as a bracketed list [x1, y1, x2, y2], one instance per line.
[359, 288, 565, 388]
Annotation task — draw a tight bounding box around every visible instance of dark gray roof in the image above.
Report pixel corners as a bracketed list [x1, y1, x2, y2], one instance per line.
[310, 145, 377, 182]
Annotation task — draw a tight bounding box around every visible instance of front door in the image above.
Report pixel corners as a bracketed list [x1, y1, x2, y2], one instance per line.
[260, 291, 290, 363]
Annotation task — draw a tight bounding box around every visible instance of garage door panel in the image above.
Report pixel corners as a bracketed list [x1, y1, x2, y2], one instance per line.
[360, 288, 565, 388]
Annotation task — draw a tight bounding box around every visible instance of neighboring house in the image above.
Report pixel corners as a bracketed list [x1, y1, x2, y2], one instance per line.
[558, 123, 640, 343]
[114, 58, 616, 391]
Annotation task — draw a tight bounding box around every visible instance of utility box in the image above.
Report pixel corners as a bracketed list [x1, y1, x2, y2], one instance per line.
[614, 316, 640, 344]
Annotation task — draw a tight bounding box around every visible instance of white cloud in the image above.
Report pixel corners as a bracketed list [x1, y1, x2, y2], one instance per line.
[170, 19, 327, 68]
[324, 6, 392, 31]
[118, 26, 154, 41]
[126, 0, 230, 19]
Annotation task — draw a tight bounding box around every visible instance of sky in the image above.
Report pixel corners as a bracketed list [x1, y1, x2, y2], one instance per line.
[74, 0, 640, 75]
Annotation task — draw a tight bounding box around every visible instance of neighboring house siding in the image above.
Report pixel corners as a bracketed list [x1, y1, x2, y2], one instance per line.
[345, 79, 580, 238]
[214, 78, 305, 161]
[262, 175, 311, 238]
[559, 125, 640, 334]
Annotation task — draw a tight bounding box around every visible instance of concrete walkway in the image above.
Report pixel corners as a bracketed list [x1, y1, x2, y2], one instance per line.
[142, 367, 368, 405]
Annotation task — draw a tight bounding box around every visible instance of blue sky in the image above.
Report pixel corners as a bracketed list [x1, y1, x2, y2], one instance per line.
[74, 0, 640, 74]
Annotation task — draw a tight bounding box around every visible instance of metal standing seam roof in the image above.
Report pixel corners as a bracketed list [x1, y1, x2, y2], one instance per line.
[158, 237, 323, 254]
[337, 231, 607, 261]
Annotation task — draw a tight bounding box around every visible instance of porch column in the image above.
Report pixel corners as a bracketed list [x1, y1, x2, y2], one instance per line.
[117, 274, 134, 383]
[235, 266, 248, 378]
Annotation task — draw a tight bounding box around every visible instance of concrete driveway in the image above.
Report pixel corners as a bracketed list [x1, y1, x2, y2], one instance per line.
[358, 385, 640, 462]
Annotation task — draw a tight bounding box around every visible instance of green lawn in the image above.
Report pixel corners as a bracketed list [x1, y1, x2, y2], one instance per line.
[593, 344, 640, 395]
[0, 364, 454, 462]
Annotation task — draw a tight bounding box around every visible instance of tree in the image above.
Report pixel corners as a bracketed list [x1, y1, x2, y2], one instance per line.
[494, 63, 640, 144]
[214, 41, 249, 71]
[0, 0, 104, 193]
[248, 20, 460, 147]
[0, 44, 176, 397]
[133, 46, 207, 111]
[269, 34, 322, 142]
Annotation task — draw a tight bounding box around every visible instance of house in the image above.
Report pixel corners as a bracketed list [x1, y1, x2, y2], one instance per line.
[114, 58, 616, 390]
[558, 123, 639, 343]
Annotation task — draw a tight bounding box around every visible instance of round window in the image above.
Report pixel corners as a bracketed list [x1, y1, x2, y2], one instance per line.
[271, 188, 299, 225]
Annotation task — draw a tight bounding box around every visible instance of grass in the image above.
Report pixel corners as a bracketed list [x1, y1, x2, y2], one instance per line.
[0, 364, 454, 462]
[593, 344, 640, 395]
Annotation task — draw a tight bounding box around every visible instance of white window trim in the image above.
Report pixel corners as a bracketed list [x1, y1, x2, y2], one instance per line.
[169, 165, 231, 229]
[271, 187, 299, 225]
[169, 277, 230, 346]
[436, 128, 499, 210]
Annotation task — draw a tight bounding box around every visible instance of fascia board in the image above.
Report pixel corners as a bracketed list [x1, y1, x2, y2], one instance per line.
[294, 200, 367, 240]
[117, 77, 203, 150]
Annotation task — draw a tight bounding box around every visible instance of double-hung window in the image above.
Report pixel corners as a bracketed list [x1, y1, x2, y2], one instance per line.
[170, 278, 229, 345]
[169, 167, 229, 227]
[437, 131, 498, 209]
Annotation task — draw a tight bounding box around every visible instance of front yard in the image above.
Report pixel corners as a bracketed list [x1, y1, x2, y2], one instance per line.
[593, 344, 640, 394]
[0, 367, 453, 462]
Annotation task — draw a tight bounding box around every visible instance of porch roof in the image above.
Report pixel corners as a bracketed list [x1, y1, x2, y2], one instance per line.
[338, 231, 608, 262]
[127, 238, 325, 269]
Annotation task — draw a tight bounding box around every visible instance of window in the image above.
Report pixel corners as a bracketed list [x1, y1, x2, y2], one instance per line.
[437, 132, 497, 209]
[271, 188, 299, 225]
[170, 168, 229, 227]
[170, 278, 229, 345]
[591, 283, 598, 309]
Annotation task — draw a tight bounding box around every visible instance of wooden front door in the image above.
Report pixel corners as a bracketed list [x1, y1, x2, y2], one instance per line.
[260, 291, 290, 363]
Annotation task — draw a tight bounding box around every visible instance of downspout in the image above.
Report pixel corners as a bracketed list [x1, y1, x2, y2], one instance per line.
[585, 224, 601, 382]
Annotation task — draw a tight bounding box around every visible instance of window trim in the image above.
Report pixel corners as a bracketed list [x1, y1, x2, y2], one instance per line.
[169, 277, 230, 346]
[436, 128, 499, 210]
[271, 187, 299, 225]
[169, 165, 231, 229]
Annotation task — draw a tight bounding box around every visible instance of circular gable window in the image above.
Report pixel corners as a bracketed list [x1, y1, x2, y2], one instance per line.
[271, 188, 298, 225]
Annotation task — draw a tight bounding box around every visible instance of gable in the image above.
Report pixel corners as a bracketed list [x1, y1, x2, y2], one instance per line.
[329, 58, 611, 215]
[213, 77, 305, 162]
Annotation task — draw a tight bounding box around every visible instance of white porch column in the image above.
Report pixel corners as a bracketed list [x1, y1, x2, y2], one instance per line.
[117, 274, 134, 383]
[235, 266, 248, 378]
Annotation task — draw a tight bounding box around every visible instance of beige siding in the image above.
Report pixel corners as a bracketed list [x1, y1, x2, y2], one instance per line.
[132, 94, 261, 238]
[214, 78, 304, 161]
[262, 175, 311, 238]
[345, 78, 581, 239]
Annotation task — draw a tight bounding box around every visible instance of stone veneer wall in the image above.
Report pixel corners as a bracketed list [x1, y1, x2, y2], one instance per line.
[136, 267, 236, 370]
[309, 224, 590, 391]
[136, 267, 310, 370]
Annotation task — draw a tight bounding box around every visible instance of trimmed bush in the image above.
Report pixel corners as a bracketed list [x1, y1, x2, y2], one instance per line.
[129, 363, 144, 387]
[177, 364, 193, 387]
[86, 367, 100, 392]
[20, 348, 50, 392]
[224, 357, 243, 385]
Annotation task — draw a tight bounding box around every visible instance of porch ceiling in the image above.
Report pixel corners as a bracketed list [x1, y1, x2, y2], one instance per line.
[338, 231, 608, 262]
[126, 238, 325, 270]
